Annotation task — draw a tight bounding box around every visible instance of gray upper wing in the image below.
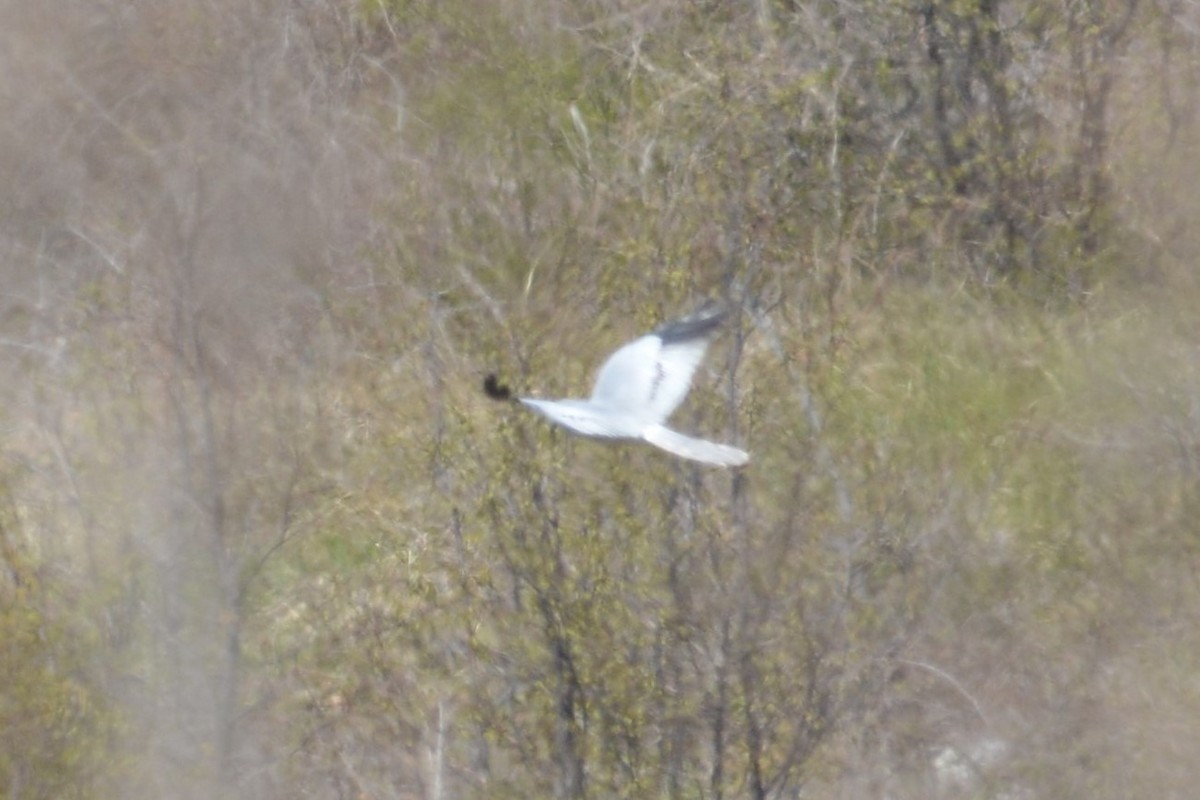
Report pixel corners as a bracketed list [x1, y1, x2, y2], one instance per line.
[588, 304, 725, 422]
[643, 305, 725, 421]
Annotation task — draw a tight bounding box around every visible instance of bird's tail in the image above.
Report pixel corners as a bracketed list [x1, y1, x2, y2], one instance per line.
[643, 425, 749, 467]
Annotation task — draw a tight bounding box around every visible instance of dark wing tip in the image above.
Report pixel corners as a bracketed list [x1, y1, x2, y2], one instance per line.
[483, 373, 514, 401]
[654, 301, 726, 344]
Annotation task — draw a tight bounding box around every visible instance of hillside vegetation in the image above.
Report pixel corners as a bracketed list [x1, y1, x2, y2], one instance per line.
[1, 1, 1199, 798]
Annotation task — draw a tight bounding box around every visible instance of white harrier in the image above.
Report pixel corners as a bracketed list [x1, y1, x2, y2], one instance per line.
[484, 305, 749, 467]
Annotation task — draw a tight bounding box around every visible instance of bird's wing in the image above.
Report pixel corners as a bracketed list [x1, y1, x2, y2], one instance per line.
[644, 307, 723, 421]
[642, 424, 749, 467]
[518, 398, 633, 438]
[589, 305, 726, 422]
[588, 334, 663, 415]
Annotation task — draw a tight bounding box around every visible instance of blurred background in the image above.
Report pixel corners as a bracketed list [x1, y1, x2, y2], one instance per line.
[1, 1, 1198, 797]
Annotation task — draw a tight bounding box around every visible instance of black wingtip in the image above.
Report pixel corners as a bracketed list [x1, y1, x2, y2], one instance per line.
[483, 373, 513, 401]
[654, 301, 726, 344]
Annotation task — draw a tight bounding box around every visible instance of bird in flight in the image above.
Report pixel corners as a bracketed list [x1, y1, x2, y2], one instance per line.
[485, 304, 749, 467]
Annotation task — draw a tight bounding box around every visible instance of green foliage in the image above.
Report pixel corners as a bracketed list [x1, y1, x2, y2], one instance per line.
[0, 492, 115, 799]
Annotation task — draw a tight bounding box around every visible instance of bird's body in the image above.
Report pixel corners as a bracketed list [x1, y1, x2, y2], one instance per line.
[506, 305, 749, 467]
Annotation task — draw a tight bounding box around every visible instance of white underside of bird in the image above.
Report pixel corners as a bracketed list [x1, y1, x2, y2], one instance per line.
[517, 306, 750, 467]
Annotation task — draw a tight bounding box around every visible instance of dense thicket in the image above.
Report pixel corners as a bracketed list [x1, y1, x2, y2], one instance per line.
[2, 0, 1199, 798]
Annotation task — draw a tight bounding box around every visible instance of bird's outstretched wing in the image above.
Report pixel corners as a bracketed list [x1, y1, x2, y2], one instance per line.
[589, 304, 725, 423]
[642, 424, 749, 467]
[643, 304, 725, 421]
